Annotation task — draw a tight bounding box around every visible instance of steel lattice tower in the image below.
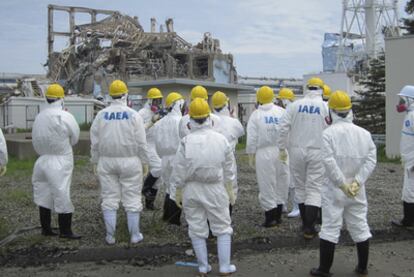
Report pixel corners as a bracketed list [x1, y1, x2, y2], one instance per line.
[336, 0, 399, 73]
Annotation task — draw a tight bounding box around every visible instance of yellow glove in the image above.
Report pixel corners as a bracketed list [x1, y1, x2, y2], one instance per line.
[175, 188, 183, 209]
[339, 183, 355, 198]
[93, 165, 98, 176]
[0, 166, 7, 177]
[279, 149, 288, 163]
[225, 182, 236, 206]
[248, 154, 255, 169]
[350, 181, 360, 196]
[143, 164, 149, 176]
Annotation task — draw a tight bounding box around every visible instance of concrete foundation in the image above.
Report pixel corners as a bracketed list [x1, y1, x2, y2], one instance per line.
[5, 132, 91, 160]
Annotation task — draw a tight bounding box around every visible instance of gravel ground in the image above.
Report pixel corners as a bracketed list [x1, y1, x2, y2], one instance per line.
[0, 154, 405, 252]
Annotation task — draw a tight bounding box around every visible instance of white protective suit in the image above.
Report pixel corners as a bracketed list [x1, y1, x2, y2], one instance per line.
[91, 99, 149, 212]
[138, 102, 162, 178]
[400, 102, 414, 203]
[213, 106, 244, 199]
[152, 99, 184, 198]
[278, 90, 329, 207]
[170, 118, 236, 239]
[246, 103, 289, 211]
[32, 100, 80, 213]
[0, 128, 8, 166]
[319, 112, 376, 244]
[178, 113, 222, 139]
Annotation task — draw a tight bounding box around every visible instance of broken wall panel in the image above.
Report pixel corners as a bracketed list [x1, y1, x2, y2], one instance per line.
[47, 5, 237, 97]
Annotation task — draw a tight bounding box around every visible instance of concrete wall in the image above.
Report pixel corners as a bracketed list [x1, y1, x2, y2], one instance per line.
[1, 97, 96, 129]
[385, 35, 414, 158]
[5, 132, 91, 160]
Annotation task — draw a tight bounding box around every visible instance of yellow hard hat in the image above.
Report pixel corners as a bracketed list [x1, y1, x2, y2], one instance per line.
[307, 77, 324, 89]
[109, 80, 128, 97]
[190, 85, 208, 100]
[189, 98, 210, 119]
[211, 91, 229, 109]
[256, 86, 274, 104]
[147, 87, 163, 99]
[277, 88, 295, 100]
[322, 84, 331, 100]
[328, 90, 352, 111]
[166, 92, 183, 108]
[46, 84, 65, 99]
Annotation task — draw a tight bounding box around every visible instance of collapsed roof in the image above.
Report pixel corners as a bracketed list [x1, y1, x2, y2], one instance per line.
[47, 5, 237, 96]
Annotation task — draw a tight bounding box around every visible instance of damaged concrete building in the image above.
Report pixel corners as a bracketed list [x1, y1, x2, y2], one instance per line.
[46, 4, 240, 97]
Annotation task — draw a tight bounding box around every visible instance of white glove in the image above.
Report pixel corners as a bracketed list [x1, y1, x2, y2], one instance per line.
[0, 166, 6, 177]
[225, 182, 236, 206]
[175, 188, 183, 209]
[279, 149, 288, 163]
[143, 164, 149, 176]
[339, 183, 355, 198]
[248, 154, 255, 169]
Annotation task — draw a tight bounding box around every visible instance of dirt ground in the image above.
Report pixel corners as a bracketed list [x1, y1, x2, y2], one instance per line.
[1, 239, 414, 277]
[0, 155, 405, 249]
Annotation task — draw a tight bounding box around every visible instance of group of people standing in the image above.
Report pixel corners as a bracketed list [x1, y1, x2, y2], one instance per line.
[0, 79, 414, 277]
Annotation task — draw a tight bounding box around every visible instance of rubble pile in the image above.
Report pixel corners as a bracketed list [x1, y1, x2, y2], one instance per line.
[47, 5, 237, 95]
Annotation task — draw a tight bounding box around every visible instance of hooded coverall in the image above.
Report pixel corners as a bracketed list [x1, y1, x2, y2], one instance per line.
[246, 103, 289, 212]
[171, 118, 236, 275]
[153, 99, 184, 224]
[32, 101, 79, 213]
[0, 128, 7, 168]
[320, 112, 376, 244]
[91, 98, 149, 243]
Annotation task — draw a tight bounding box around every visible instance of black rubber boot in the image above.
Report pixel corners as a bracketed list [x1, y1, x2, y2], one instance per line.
[229, 204, 233, 217]
[355, 239, 369, 276]
[144, 191, 157, 210]
[298, 203, 306, 229]
[275, 204, 283, 225]
[162, 194, 181, 226]
[316, 207, 322, 225]
[142, 173, 158, 210]
[304, 205, 319, 240]
[58, 213, 81, 239]
[262, 208, 278, 228]
[391, 202, 414, 227]
[39, 206, 58, 236]
[310, 239, 335, 277]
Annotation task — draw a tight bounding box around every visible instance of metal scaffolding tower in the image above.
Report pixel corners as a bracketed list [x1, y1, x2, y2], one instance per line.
[336, 0, 399, 72]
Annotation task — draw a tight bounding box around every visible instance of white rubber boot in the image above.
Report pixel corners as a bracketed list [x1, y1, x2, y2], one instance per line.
[288, 204, 300, 218]
[288, 188, 300, 218]
[217, 234, 236, 275]
[127, 212, 143, 244]
[191, 237, 211, 274]
[103, 210, 117, 245]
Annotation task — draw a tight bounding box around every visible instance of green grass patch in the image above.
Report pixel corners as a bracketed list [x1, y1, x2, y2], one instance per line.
[6, 157, 36, 176]
[79, 122, 92, 131]
[236, 135, 246, 151]
[3, 188, 31, 205]
[377, 145, 400, 164]
[75, 156, 89, 169]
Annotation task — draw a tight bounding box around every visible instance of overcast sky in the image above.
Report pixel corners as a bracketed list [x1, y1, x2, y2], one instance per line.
[0, 0, 408, 78]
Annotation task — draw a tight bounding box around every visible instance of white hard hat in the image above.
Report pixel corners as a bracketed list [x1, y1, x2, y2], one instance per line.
[398, 85, 414, 98]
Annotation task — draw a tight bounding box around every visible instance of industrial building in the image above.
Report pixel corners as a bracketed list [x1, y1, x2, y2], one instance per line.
[385, 35, 414, 158]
